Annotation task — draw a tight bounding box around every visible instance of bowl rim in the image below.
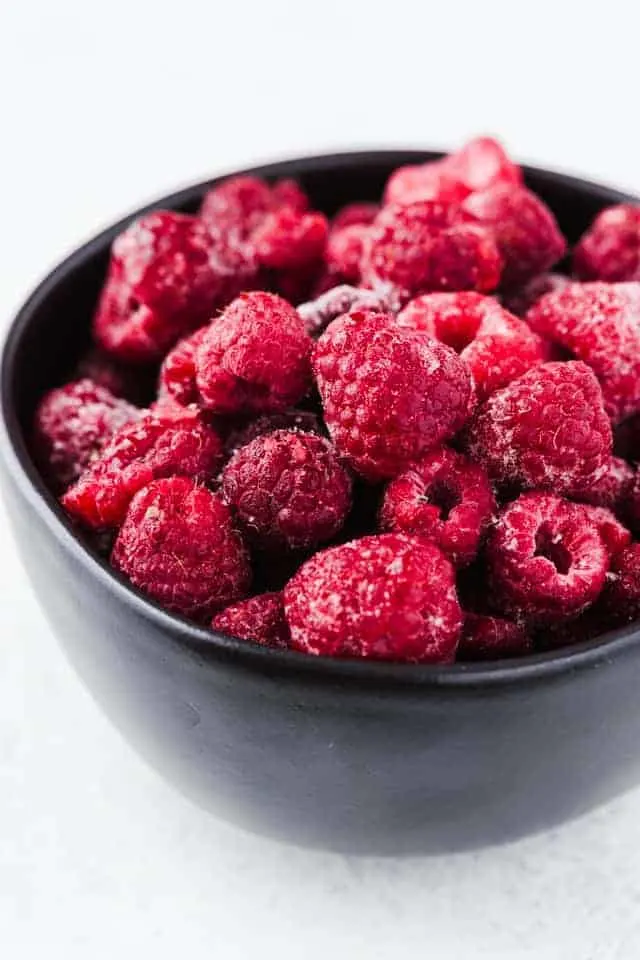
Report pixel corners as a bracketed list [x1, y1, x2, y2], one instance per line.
[2, 147, 639, 692]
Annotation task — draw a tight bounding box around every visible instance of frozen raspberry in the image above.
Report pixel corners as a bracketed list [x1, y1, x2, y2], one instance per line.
[574, 205, 640, 282]
[362, 202, 502, 297]
[526, 282, 640, 423]
[396, 292, 548, 399]
[199, 175, 274, 237]
[284, 534, 462, 662]
[212, 592, 290, 648]
[270, 179, 309, 213]
[33, 379, 139, 493]
[314, 310, 473, 481]
[252, 208, 328, 270]
[111, 477, 250, 622]
[501, 272, 571, 316]
[331, 202, 379, 231]
[384, 161, 469, 207]
[62, 407, 223, 529]
[222, 430, 352, 550]
[380, 447, 495, 566]
[458, 613, 531, 661]
[461, 185, 566, 287]
[297, 284, 395, 336]
[597, 543, 640, 626]
[74, 347, 147, 403]
[195, 292, 312, 415]
[466, 362, 612, 494]
[581, 505, 631, 558]
[325, 224, 369, 283]
[93, 212, 254, 363]
[568, 456, 634, 510]
[158, 327, 208, 409]
[224, 409, 322, 456]
[486, 493, 609, 622]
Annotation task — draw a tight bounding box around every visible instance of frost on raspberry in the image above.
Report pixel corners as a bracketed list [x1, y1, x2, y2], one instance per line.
[212, 592, 290, 648]
[195, 291, 313, 415]
[526, 281, 640, 423]
[224, 410, 322, 457]
[93, 211, 255, 363]
[461, 184, 567, 287]
[314, 310, 473, 481]
[283, 534, 462, 662]
[111, 477, 250, 622]
[61, 407, 223, 529]
[361, 202, 502, 297]
[457, 613, 531, 661]
[222, 430, 352, 550]
[466, 361, 612, 494]
[297, 284, 395, 337]
[380, 447, 496, 566]
[574, 205, 640, 282]
[568, 456, 634, 511]
[33, 379, 139, 493]
[199, 175, 309, 239]
[396, 292, 548, 399]
[486, 492, 610, 622]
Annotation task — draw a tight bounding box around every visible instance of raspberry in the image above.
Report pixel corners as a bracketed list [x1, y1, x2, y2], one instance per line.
[461, 185, 566, 287]
[158, 327, 208, 409]
[33, 379, 139, 493]
[195, 292, 312, 415]
[93, 212, 254, 362]
[458, 612, 531, 661]
[270, 179, 309, 213]
[211, 592, 290, 648]
[526, 282, 640, 423]
[252, 208, 329, 270]
[224, 409, 322, 456]
[283, 534, 462, 662]
[396, 292, 548, 399]
[574, 205, 640, 282]
[61, 407, 223, 529]
[568, 455, 634, 510]
[362, 202, 502, 297]
[200, 175, 308, 238]
[597, 543, 640, 626]
[222, 430, 352, 550]
[314, 311, 473, 481]
[325, 224, 368, 283]
[466, 361, 612, 494]
[486, 493, 609, 622]
[384, 162, 469, 207]
[501, 272, 571, 316]
[111, 477, 250, 622]
[379, 447, 496, 566]
[331, 202, 379, 231]
[581, 505, 631, 558]
[297, 284, 395, 337]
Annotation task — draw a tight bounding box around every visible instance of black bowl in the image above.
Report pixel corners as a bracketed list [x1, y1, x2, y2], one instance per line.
[2, 151, 640, 856]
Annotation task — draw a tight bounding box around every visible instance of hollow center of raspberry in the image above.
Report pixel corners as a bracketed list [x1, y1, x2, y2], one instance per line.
[425, 479, 461, 521]
[534, 524, 572, 575]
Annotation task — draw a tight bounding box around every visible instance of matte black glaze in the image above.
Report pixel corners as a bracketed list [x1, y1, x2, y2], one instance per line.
[2, 152, 640, 855]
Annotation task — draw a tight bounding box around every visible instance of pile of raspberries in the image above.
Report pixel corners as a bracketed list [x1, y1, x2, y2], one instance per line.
[32, 137, 640, 664]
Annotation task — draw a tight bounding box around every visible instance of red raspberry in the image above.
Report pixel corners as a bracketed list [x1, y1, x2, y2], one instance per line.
[211, 592, 290, 648]
[222, 430, 352, 550]
[33, 379, 139, 493]
[61, 407, 223, 529]
[252, 208, 329, 270]
[574, 205, 640, 282]
[486, 492, 610, 622]
[384, 161, 469, 207]
[461, 185, 567, 287]
[458, 612, 531, 661]
[283, 534, 462, 662]
[362, 202, 502, 297]
[224, 410, 322, 457]
[111, 477, 250, 622]
[314, 311, 473, 481]
[568, 455, 634, 510]
[466, 361, 612, 494]
[158, 327, 208, 409]
[379, 447, 496, 566]
[501, 272, 571, 316]
[199, 175, 274, 237]
[581, 505, 631, 558]
[597, 542, 640, 626]
[325, 224, 369, 284]
[331, 202, 379, 231]
[396, 292, 548, 399]
[195, 292, 312, 415]
[297, 284, 395, 337]
[93, 212, 254, 363]
[270, 179, 309, 213]
[526, 282, 640, 423]
[74, 348, 146, 403]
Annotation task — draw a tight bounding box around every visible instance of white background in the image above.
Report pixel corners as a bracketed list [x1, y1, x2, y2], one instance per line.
[2, 2, 640, 957]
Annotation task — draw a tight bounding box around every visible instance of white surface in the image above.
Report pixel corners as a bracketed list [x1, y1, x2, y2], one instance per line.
[2, 1, 640, 957]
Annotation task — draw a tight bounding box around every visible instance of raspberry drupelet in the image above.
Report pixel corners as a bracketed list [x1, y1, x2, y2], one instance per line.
[212, 592, 290, 648]
[222, 429, 352, 550]
[466, 361, 612, 494]
[457, 613, 532, 661]
[33, 379, 139, 493]
[284, 534, 462, 662]
[195, 291, 313, 415]
[486, 493, 610, 623]
[112, 477, 250, 622]
[379, 447, 496, 566]
[313, 310, 473, 481]
[574, 205, 640, 282]
[396, 292, 548, 399]
[526, 281, 640, 423]
[62, 407, 223, 530]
